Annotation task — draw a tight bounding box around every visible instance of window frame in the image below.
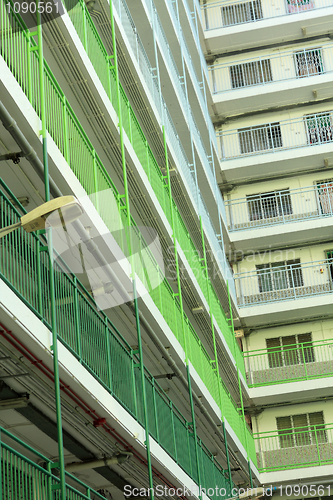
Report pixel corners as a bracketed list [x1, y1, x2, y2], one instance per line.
[256, 259, 303, 293]
[230, 59, 273, 89]
[238, 122, 282, 154]
[246, 189, 292, 222]
[266, 332, 315, 368]
[294, 48, 324, 78]
[304, 112, 333, 145]
[276, 411, 327, 449]
[221, 0, 263, 27]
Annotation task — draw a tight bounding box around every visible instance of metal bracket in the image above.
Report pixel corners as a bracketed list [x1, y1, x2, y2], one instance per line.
[0, 152, 23, 164]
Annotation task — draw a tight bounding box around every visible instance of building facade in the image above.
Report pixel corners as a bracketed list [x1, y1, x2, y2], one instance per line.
[0, 0, 256, 498]
[202, 0, 333, 494]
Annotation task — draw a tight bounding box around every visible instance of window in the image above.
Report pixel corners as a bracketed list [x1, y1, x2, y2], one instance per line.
[238, 123, 282, 154]
[230, 60, 272, 88]
[277, 412, 326, 448]
[317, 178, 333, 215]
[286, 0, 315, 14]
[305, 112, 333, 145]
[295, 48, 324, 78]
[247, 190, 292, 221]
[256, 259, 303, 293]
[327, 251, 333, 281]
[266, 333, 314, 368]
[221, 0, 263, 26]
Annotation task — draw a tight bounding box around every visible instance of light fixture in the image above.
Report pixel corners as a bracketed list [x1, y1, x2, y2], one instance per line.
[0, 196, 83, 239]
[66, 453, 132, 472]
[0, 395, 29, 410]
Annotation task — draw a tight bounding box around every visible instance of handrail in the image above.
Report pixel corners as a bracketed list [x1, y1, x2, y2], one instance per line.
[234, 258, 333, 307]
[244, 337, 333, 387]
[253, 420, 333, 473]
[217, 110, 333, 161]
[1, 0, 246, 411]
[0, 426, 106, 499]
[209, 43, 333, 94]
[253, 421, 332, 437]
[0, 180, 234, 492]
[244, 337, 333, 356]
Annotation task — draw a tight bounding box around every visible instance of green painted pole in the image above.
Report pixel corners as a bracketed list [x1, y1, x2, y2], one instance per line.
[227, 282, 253, 488]
[163, 126, 202, 493]
[108, 2, 154, 497]
[36, 5, 66, 497]
[199, 217, 232, 486]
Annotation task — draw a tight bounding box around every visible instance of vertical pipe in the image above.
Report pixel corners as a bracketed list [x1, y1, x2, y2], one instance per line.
[163, 126, 202, 493]
[227, 282, 253, 488]
[36, 4, 66, 498]
[108, 2, 154, 497]
[199, 216, 232, 486]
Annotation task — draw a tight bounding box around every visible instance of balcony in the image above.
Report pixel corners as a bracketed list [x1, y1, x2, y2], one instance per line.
[235, 258, 333, 307]
[226, 183, 333, 230]
[201, 0, 333, 55]
[209, 45, 333, 117]
[0, 180, 254, 473]
[217, 113, 333, 182]
[254, 422, 333, 473]
[244, 338, 333, 387]
[0, 426, 106, 499]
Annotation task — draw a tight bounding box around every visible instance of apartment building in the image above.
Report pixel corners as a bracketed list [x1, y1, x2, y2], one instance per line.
[202, 0, 333, 494]
[0, 0, 259, 499]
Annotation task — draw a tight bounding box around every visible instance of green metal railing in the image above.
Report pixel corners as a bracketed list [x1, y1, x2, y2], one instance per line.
[0, 181, 234, 496]
[0, 426, 107, 500]
[63, 0, 242, 368]
[0, 0, 251, 456]
[254, 423, 333, 472]
[244, 339, 333, 387]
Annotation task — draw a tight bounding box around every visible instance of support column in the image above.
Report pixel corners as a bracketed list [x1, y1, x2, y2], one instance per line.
[199, 217, 232, 487]
[109, 3, 155, 497]
[163, 126, 202, 493]
[227, 283, 253, 488]
[35, 5, 66, 498]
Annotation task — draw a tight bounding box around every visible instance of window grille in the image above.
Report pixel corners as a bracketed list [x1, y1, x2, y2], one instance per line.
[256, 259, 303, 293]
[316, 178, 333, 215]
[238, 123, 282, 154]
[277, 412, 326, 448]
[305, 112, 333, 145]
[286, 0, 315, 14]
[266, 333, 314, 368]
[221, 0, 263, 26]
[247, 190, 292, 221]
[295, 48, 324, 77]
[230, 59, 272, 88]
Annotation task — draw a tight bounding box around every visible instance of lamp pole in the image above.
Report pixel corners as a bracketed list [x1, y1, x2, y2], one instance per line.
[36, 6, 66, 491]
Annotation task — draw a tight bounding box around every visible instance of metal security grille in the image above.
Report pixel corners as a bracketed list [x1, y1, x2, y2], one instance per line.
[295, 48, 324, 77]
[238, 122, 282, 154]
[246, 190, 292, 222]
[266, 333, 314, 368]
[221, 0, 263, 26]
[286, 0, 315, 13]
[276, 412, 327, 448]
[256, 260, 303, 293]
[230, 59, 272, 88]
[305, 112, 333, 144]
[317, 179, 333, 214]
